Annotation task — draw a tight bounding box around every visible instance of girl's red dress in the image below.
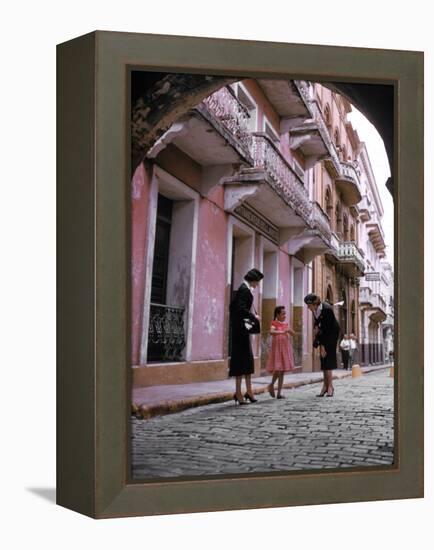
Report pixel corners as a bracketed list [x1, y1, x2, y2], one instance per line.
[266, 320, 295, 372]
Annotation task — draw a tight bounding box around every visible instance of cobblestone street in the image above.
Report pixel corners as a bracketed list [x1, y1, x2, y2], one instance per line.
[131, 369, 394, 479]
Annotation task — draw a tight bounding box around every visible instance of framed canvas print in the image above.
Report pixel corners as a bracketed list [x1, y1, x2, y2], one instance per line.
[57, 31, 423, 518]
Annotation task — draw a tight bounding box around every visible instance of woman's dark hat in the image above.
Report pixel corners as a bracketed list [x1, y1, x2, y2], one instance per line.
[304, 293, 320, 305]
[244, 268, 264, 282]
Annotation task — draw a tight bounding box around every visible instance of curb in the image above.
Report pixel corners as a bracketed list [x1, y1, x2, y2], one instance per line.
[132, 364, 392, 419]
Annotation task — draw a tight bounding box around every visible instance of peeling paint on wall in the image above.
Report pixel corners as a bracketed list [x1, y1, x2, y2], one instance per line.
[191, 200, 227, 361]
[132, 170, 145, 200]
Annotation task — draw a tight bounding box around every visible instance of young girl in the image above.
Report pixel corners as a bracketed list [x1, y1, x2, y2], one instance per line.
[266, 306, 295, 399]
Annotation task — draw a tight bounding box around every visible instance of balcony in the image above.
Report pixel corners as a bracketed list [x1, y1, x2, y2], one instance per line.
[282, 201, 337, 263]
[359, 288, 387, 323]
[147, 85, 253, 167]
[365, 294, 387, 323]
[291, 82, 363, 208]
[358, 195, 372, 222]
[310, 202, 333, 244]
[257, 79, 311, 125]
[147, 303, 186, 362]
[200, 86, 253, 156]
[366, 217, 386, 257]
[251, 133, 312, 220]
[335, 161, 363, 206]
[223, 132, 313, 228]
[359, 287, 373, 306]
[335, 241, 366, 276]
[288, 81, 341, 171]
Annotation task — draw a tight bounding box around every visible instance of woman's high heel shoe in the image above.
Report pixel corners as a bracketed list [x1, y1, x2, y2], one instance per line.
[326, 388, 334, 397]
[233, 393, 247, 405]
[268, 384, 275, 398]
[244, 392, 257, 403]
[317, 388, 327, 397]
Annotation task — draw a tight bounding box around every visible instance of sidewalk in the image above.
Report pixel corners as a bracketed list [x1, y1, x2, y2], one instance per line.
[132, 363, 393, 419]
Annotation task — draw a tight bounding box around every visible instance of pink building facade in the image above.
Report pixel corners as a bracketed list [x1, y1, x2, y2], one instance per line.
[131, 77, 390, 387]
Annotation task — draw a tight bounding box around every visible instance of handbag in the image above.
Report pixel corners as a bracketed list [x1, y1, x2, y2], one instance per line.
[243, 303, 260, 334]
[243, 317, 260, 334]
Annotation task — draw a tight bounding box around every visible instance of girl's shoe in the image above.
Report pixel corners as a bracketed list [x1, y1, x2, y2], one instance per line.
[326, 388, 335, 397]
[276, 394, 285, 399]
[244, 392, 258, 403]
[268, 384, 275, 398]
[317, 388, 327, 397]
[233, 393, 247, 405]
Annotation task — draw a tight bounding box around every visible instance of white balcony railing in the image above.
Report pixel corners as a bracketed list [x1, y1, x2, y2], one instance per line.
[293, 80, 341, 173]
[311, 202, 332, 241]
[339, 160, 361, 187]
[202, 86, 252, 152]
[338, 241, 365, 273]
[360, 287, 373, 304]
[360, 289, 388, 315]
[203, 84, 363, 222]
[250, 133, 312, 220]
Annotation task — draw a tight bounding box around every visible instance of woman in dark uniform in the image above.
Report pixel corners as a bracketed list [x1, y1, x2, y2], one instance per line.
[229, 268, 264, 404]
[304, 293, 340, 397]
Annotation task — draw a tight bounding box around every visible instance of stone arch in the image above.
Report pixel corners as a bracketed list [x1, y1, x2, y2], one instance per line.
[131, 72, 236, 172]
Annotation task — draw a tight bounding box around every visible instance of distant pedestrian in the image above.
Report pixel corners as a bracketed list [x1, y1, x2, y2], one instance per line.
[304, 293, 340, 397]
[229, 268, 264, 405]
[266, 306, 295, 399]
[349, 333, 358, 366]
[339, 334, 351, 370]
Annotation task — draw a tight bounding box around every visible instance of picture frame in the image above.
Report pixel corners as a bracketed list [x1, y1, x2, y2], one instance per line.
[57, 30, 423, 519]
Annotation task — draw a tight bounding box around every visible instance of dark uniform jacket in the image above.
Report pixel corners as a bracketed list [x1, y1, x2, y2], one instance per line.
[228, 283, 258, 376]
[314, 302, 340, 370]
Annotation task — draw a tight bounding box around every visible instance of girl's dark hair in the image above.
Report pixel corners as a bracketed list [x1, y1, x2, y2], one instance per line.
[274, 305, 285, 319]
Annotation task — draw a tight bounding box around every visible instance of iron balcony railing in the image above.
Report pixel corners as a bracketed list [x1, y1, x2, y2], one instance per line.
[147, 303, 186, 362]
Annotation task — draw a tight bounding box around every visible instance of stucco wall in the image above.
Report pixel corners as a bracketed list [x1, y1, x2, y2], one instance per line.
[278, 249, 291, 312]
[131, 162, 152, 365]
[190, 199, 228, 361]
